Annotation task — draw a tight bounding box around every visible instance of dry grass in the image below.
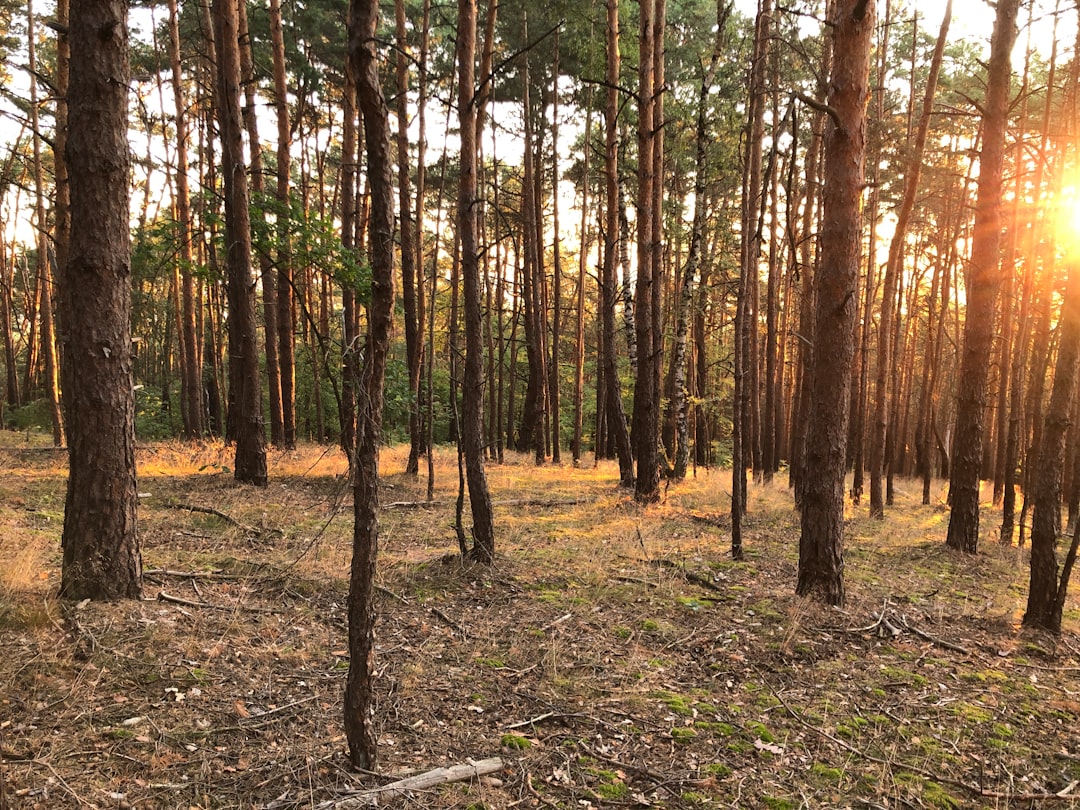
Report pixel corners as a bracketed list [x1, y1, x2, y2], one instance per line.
[1, 434, 1079, 809]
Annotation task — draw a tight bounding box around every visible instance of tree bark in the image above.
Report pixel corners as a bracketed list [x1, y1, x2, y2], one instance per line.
[344, 0, 396, 769]
[632, 0, 661, 503]
[59, 0, 142, 601]
[213, 0, 267, 486]
[796, 0, 874, 606]
[945, 0, 1020, 553]
[603, 0, 634, 486]
[270, 0, 296, 450]
[457, 0, 495, 562]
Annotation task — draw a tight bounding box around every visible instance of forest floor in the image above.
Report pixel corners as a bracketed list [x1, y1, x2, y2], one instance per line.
[2, 434, 1080, 809]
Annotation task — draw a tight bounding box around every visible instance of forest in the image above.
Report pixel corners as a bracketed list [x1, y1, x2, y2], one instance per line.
[3, 0, 1080, 805]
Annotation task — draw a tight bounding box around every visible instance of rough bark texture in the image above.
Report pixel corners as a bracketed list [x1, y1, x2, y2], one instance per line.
[796, 0, 874, 606]
[632, 0, 660, 504]
[213, 0, 267, 486]
[1024, 254, 1080, 633]
[270, 0, 296, 450]
[396, 0, 422, 477]
[603, 0, 634, 486]
[457, 0, 496, 562]
[59, 0, 142, 601]
[344, 0, 396, 770]
[945, 0, 1020, 553]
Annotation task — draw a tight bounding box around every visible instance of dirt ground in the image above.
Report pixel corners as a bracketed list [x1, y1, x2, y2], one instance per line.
[2, 435, 1080, 809]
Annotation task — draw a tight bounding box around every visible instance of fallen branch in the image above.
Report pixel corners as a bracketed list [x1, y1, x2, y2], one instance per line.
[429, 606, 468, 638]
[646, 558, 725, 593]
[144, 568, 243, 581]
[320, 757, 504, 808]
[156, 590, 283, 615]
[897, 614, 969, 655]
[163, 502, 243, 527]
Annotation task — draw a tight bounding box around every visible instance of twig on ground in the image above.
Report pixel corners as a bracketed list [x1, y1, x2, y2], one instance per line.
[144, 568, 243, 581]
[376, 585, 410, 604]
[318, 757, 504, 808]
[897, 614, 969, 655]
[156, 590, 284, 615]
[646, 557, 725, 593]
[429, 606, 467, 638]
[576, 742, 683, 798]
[163, 502, 244, 527]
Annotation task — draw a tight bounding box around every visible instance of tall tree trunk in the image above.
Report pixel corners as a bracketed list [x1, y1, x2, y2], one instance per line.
[945, 0, 1020, 553]
[27, 0, 64, 447]
[396, 0, 423, 476]
[271, 0, 297, 449]
[213, 0, 267, 485]
[632, 0, 661, 503]
[457, 0, 495, 562]
[344, 0, 395, 769]
[796, 0, 874, 606]
[238, 0, 282, 447]
[339, 32, 360, 462]
[1024, 249, 1080, 632]
[572, 83, 594, 466]
[870, 0, 951, 517]
[59, 0, 141, 600]
[550, 28, 563, 465]
[603, 0, 634, 486]
[169, 0, 203, 440]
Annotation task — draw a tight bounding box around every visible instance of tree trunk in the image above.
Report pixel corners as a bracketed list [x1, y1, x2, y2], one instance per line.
[870, 0, 951, 517]
[396, 0, 423, 476]
[27, 0, 64, 447]
[168, 0, 204, 440]
[457, 0, 495, 562]
[1024, 253, 1080, 633]
[270, 0, 296, 449]
[796, 0, 874, 606]
[344, 0, 395, 769]
[213, 0, 267, 485]
[237, 0, 282, 447]
[632, 0, 661, 503]
[603, 0, 634, 486]
[59, 0, 142, 600]
[945, 0, 1020, 553]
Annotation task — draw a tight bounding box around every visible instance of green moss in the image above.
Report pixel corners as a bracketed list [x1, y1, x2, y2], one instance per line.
[671, 727, 697, 745]
[500, 733, 532, 750]
[952, 702, 992, 723]
[761, 797, 796, 810]
[704, 762, 732, 778]
[924, 781, 960, 809]
[613, 626, 632, 639]
[476, 657, 505, 669]
[745, 720, 775, 742]
[810, 762, 843, 783]
[656, 691, 693, 716]
[594, 781, 628, 800]
[680, 791, 709, 805]
[641, 619, 661, 632]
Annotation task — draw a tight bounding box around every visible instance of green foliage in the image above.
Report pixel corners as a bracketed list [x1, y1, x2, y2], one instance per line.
[135, 386, 183, 441]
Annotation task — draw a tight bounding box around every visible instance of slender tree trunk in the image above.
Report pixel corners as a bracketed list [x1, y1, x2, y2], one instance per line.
[797, 0, 874, 606]
[59, 0, 141, 600]
[632, 0, 661, 503]
[168, 0, 203, 440]
[396, 0, 422, 476]
[573, 85, 594, 466]
[550, 29, 563, 465]
[457, 0, 495, 562]
[603, 0, 634, 486]
[237, 0, 282, 447]
[27, 1, 64, 447]
[945, 0, 1020, 553]
[344, 0, 395, 768]
[870, 0, 951, 517]
[213, 0, 267, 485]
[1024, 252, 1080, 632]
[270, 0, 296, 449]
